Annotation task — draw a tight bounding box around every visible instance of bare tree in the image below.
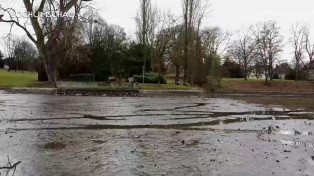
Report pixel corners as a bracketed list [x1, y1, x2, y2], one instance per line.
[304, 26, 314, 78]
[2, 35, 21, 71]
[81, 8, 105, 45]
[2, 35, 17, 58]
[182, 0, 210, 86]
[14, 39, 37, 72]
[168, 25, 185, 85]
[153, 12, 178, 84]
[202, 27, 230, 75]
[0, 0, 93, 87]
[189, 0, 210, 86]
[290, 23, 307, 81]
[252, 21, 283, 83]
[228, 29, 256, 80]
[182, 0, 190, 85]
[136, 0, 158, 72]
[182, 0, 199, 86]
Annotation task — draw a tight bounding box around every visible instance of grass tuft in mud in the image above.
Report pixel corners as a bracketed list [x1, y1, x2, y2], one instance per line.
[43, 142, 66, 150]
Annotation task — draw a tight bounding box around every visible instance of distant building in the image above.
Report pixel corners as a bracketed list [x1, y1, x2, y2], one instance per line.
[249, 64, 268, 79]
[249, 72, 267, 79]
[4, 64, 9, 70]
[274, 63, 290, 80]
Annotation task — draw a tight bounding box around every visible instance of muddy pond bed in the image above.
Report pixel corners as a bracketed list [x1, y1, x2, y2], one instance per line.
[0, 94, 313, 176]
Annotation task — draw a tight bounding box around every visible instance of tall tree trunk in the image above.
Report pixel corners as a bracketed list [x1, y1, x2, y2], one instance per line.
[307, 68, 310, 80]
[142, 0, 147, 74]
[184, 60, 188, 86]
[296, 61, 299, 81]
[158, 60, 162, 84]
[265, 61, 269, 84]
[175, 64, 180, 85]
[269, 57, 273, 81]
[183, 1, 188, 86]
[38, 37, 59, 88]
[244, 62, 248, 80]
[190, 72, 194, 86]
[37, 62, 48, 82]
[43, 57, 58, 87]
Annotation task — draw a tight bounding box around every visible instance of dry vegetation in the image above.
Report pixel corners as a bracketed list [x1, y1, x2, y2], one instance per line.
[219, 78, 314, 92]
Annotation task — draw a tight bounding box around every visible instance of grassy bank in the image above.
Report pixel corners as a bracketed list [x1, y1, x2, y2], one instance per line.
[218, 78, 314, 92]
[1, 69, 312, 92]
[0, 69, 39, 87]
[0, 70, 196, 90]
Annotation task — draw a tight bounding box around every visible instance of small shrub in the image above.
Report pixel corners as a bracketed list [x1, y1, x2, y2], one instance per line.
[285, 69, 308, 80]
[134, 73, 167, 84]
[273, 73, 279, 79]
[69, 74, 95, 82]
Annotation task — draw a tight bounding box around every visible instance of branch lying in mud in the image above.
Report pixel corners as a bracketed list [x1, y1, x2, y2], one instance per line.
[0, 161, 21, 170]
[0, 156, 22, 176]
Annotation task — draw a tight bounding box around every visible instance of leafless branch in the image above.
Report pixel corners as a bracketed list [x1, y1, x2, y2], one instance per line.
[0, 156, 21, 176]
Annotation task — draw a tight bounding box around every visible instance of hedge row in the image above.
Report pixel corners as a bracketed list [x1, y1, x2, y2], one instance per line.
[69, 74, 95, 82]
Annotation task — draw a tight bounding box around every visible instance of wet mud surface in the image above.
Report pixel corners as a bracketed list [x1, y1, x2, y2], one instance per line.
[0, 94, 313, 175]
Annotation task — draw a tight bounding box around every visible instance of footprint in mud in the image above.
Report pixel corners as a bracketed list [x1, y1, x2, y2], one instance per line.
[43, 142, 66, 150]
[181, 140, 200, 147]
[91, 140, 107, 144]
[187, 140, 200, 147]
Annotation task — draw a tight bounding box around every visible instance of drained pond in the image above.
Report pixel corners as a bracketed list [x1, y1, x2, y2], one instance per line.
[0, 94, 313, 176]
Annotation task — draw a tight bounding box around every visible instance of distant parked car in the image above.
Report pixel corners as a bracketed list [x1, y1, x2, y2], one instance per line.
[108, 76, 116, 82]
[128, 77, 134, 83]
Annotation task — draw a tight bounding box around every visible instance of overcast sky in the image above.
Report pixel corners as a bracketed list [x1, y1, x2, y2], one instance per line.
[1, 0, 314, 63]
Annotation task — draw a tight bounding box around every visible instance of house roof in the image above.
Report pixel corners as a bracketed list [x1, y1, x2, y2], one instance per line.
[274, 63, 289, 74]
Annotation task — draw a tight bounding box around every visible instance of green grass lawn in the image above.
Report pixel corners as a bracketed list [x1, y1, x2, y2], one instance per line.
[0, 69, 197, 90]
[0, 69, 39, 87]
